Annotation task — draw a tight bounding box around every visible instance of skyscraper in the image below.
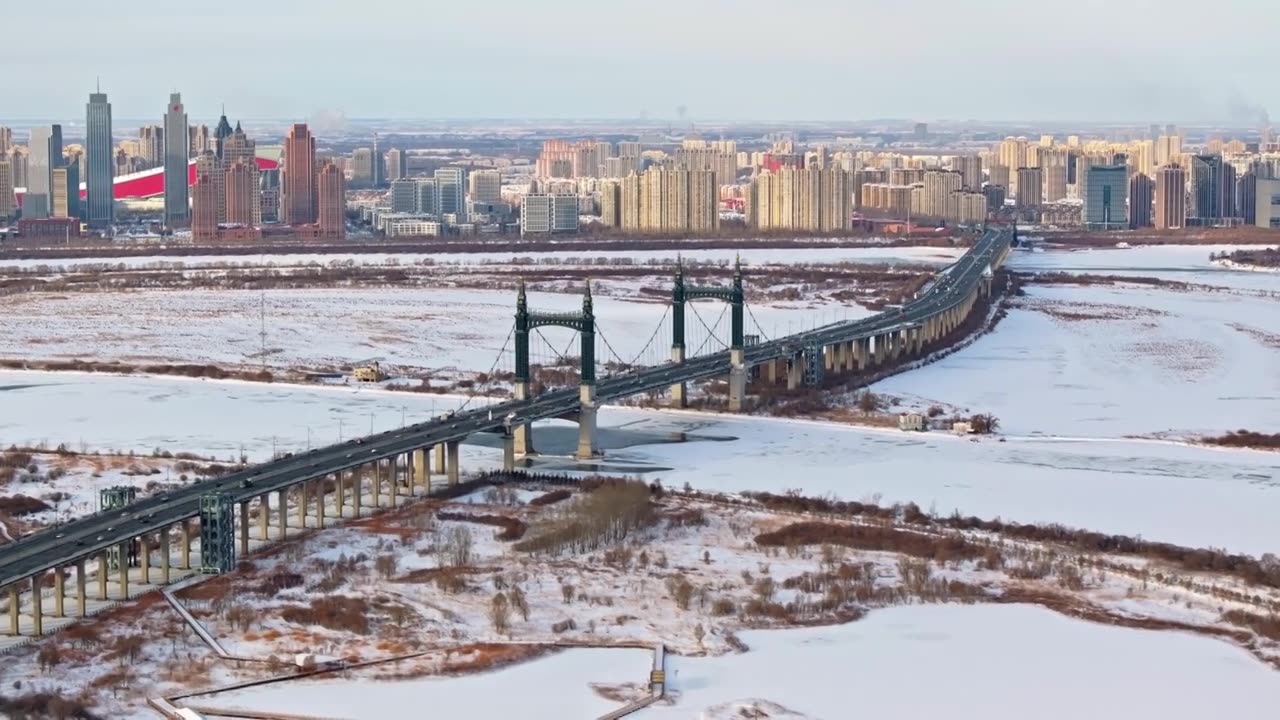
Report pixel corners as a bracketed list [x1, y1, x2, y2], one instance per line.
[952, 155, 983, 191]
[1128, 173, 1154, 228]
[86, 89, 114, 228]
[163, 93, 190, 227]
[435, 166, 466, 220]
[372, 134, 384, 188]
[25, 127, 54, 218]
[385, 148, 406, 182]
[224, 160, 260, 226]
[1081, 165, 1127, 229]
[139, 125, 164, 168]
[1014, 167, 1043, 208]
[1189, 154, 1233, 225]
[468, 169, 501, 204]
[213, 110, 234, 161]
[351, 148, 375, 184]
[1154, 164, 1186, 230]
[191, 162, 219, 241]
[282, 123, 317, 225]
[317, 161, 345, 240]
[195, 150, 226, 223]
[51, 165, 79, 219]
[189, 124, 211, 157]
[0, 127, 11, 154]
[0, 159, 12, 221]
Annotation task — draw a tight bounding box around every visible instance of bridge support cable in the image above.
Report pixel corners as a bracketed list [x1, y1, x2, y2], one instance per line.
[744, 301, 774, 344]
[457, 324, 514, 413]
[688, 303, 730, 357]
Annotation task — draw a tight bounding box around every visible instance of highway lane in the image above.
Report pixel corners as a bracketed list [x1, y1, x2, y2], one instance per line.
[0, 227, 1008, 589]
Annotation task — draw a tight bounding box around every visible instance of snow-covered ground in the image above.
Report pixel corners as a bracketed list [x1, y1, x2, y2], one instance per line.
[0, 244, 963, 273]
[1007, 244, 1280, 292]
[3, 370, 1277, 555]
[206, 647, 653, 720]
[873, 283, 1280, 438]
[2, 286, 872, 374]
[646, 603, 1280, 719]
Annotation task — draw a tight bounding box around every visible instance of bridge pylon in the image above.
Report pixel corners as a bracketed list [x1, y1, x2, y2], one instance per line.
[671, 256, 747, 410]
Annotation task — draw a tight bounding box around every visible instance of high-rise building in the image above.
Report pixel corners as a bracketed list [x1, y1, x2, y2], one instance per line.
[282, 123, 317, 225]
[1014, 167, 1043, 208]
[50, 165, 80, 219]
[1189, 154, 1234, 224]
[415, 179, 438, 215]
[195, 151, 226, 223]
[1081, 165, 1127, 229]
[0, 159, 12, 221]
[952, 155, 983, 191]
[1255, 178, 1280, 228]
[1236, 170, 1258, 226]
[746, 167, 849, 232]
[987, 165, 1010, 191]
[390, 179, 418, 213]
[615, 168, 720, 233]
[1155, 135, 1182, 168]
[521, 193, 579, 235]
[139, 125, 164, 168]
[1128, 173, 1154, 228]
[25, 127, 55, 218]
[675, 144, 736, 187]
[189, 124, 211, 157]
[1154, 164, 1186, 230]
[918, 170, 962, 218]
[468, 169, 501, 204]
[224, 160, 260, 226]
[350, 148, 374, 184]
[599, 180, 621, 227]
[86, 89, 114, 228]
[371, 134, 384, 187]
[385, 148, 405, 182]
[1039, 149, 1069, 202]
[997, 137, 1028, 191]
[0, 127, 11, 154]
[163, 93, 190, 227]
[317, 161, 345, 239]
[213, 110, 234, 161]
[8, 147, 27, 193]
[435, 166, 466, 220]
[191, 163, 219, 241]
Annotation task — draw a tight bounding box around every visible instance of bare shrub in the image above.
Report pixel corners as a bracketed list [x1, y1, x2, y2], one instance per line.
[510, 586, 530, 621]
[280, 596, 371, 635]
[665, 574, 695, 610]
[375, 553, 399, 580]
[439, 526, 474, 568]
[490, 592, 511, 636]
[515, 479, 655, 556]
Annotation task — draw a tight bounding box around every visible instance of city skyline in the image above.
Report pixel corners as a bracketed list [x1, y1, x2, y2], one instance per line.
[4, 0, 1278, 124]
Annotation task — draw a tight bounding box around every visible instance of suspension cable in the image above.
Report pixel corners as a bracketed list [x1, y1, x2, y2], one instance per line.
[744, 301, 774, 343]
[457, 323, 514, 412]
[689, 303, 730, 356]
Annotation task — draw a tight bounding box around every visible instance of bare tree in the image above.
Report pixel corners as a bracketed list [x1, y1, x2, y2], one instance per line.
[561, 583, 575, 604]
[490, 592, 511, 636]
[693, 623, 705, 649]
[510, 585, 530, 621]
[753, 576, 776, 604]
[375, 553, 399, 580]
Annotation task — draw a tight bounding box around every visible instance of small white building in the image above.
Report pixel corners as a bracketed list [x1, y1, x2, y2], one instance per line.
[898, 413, 927, 432]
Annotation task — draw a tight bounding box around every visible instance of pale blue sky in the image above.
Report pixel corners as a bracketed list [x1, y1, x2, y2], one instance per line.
[4, 0, 1275, 124]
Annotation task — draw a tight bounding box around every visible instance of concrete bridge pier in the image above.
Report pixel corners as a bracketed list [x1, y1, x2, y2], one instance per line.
[276, 490, 288, 538]
[576, 384, 600, 459]
[257, 494, 270, 540]
[335, 472, 346, 516]
[786, 354, 803, 391]
[53, 567, 64, 618]
[29, 575, 41, 636]
[412, 448, 429, 493]
[6, 586, 17, 636]
[446, 441, 461, 485]
[117, 541, 129, 599]
[502, 430, 516, 472]
[75, 558, 87, 617]
[295, 483, 308, 530]
[669, 346, 687, 408]
[371, 461, 382, 507]
[351, 469, 363, 515]
[180, 519, 192, 570]
[314, 479, 326, 530]
[96, 553, 108, 600]
[727, 348, 748, 412]
[160, 528, 171, 584]
[433, 444, 446, 475]
[238, 501, 250, 557]
[513, 382, 535, 455]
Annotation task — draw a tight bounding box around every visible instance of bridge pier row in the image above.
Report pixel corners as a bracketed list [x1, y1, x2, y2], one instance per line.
[576, 384, 600, 459]
[727, 349, 748, 412]
[513, 382, 535, 455]
[446, 441, 461, 485]
[669, 347, 687, 409]
[76, 558, 87, 617]
[6, 586, 18, 636]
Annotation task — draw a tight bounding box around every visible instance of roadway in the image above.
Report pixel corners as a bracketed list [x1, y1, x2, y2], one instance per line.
[0, 226, 1010, 590]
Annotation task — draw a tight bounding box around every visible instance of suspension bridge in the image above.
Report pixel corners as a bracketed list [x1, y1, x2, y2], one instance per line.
[0, 225, 1013, 640]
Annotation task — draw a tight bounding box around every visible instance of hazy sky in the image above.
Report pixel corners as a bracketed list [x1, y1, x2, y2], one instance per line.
[4, 0, 1276, 125]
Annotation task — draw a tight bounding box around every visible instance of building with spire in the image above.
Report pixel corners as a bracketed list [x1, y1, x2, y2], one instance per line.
[86, 86, 114, 228]
[213, 107, 234, 161]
